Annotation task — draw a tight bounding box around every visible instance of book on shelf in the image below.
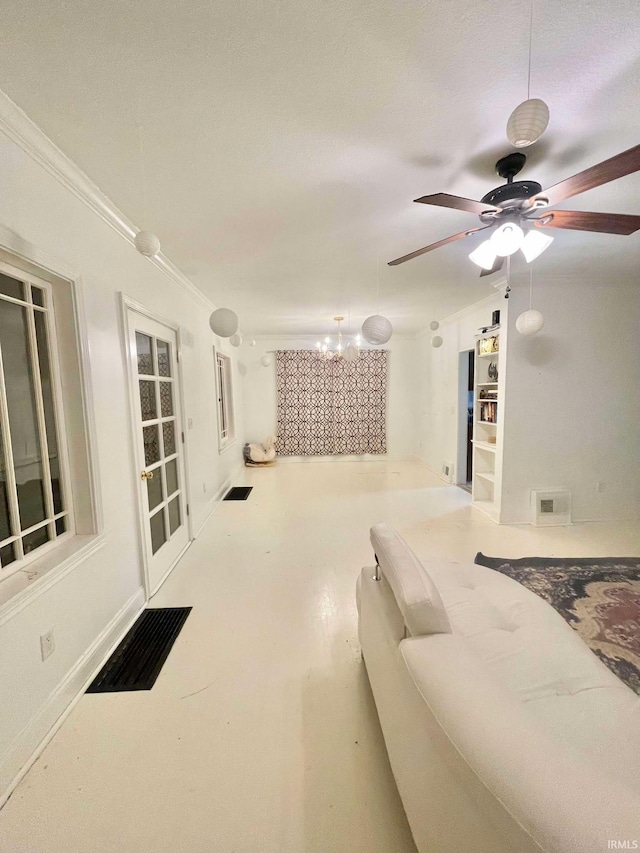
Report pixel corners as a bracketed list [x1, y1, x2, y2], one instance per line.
[478, 401, 497, 423]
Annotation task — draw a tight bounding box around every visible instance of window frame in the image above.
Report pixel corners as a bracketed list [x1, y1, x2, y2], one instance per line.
[214, 349, 235, 452]
[0, 259, 75, 579]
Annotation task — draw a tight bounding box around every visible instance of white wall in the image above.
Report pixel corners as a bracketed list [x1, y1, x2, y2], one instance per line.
[500, 278, 640, 523]
[415, 292, 503, 481]
[241, 336, 418, 460]
[0, 102, 243, 796]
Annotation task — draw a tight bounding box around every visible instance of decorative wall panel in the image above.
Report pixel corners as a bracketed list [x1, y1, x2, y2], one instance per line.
[275, 350, 387, 456]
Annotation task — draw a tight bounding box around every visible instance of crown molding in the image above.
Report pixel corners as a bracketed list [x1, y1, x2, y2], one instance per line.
[414, 290, 503, 339]
[0, 89, 213, 312]
[440, 289, 503, 325]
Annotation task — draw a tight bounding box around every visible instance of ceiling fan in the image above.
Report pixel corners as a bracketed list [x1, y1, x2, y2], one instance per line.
[388, 144, 640, 275]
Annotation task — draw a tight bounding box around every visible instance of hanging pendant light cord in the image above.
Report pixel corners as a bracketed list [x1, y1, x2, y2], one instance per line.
[137, 123, 149, 226]
[527, 0, 534, 100]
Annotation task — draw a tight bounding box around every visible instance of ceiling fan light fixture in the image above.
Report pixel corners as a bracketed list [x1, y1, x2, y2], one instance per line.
[506, 98, 550, 148]
[521, 230, 554, 262]
[468, 240, 497, 270]
[491, 222, 525, 257]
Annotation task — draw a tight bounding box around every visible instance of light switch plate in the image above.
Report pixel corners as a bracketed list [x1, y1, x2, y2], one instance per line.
[40, 630, 55, 661]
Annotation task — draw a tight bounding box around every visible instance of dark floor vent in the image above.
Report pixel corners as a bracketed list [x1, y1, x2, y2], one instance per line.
[87, 607, 191, 693]
[224, 486, 253, 501]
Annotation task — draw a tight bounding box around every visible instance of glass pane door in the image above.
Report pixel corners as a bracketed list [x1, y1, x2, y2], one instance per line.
[128, 310, 190, 595]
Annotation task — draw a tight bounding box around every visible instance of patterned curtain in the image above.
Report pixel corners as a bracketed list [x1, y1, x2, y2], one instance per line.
[275, 350, 387, 456]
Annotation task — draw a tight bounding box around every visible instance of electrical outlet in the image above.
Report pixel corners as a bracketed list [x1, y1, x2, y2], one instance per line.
[40, 630, 55, 661]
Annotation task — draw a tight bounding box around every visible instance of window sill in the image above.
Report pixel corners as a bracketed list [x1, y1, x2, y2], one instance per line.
[218, 437, 238, 455]
[0, 533, 106, 625]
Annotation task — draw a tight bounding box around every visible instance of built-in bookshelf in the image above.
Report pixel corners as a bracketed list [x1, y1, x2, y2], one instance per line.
[472, 330, 502, 521]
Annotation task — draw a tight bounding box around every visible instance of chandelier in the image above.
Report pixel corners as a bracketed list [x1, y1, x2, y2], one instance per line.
[315, 316, 361, 362]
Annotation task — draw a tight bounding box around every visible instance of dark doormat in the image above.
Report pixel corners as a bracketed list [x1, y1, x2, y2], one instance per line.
[87, 607, 192, 693]
[224, 486, 253, 501]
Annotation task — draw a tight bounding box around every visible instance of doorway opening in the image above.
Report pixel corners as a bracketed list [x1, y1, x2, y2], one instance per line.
[456, 349, 474, 493]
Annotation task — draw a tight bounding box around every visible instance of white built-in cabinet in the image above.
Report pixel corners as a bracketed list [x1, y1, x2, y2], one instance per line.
[472, 328, 505, 521]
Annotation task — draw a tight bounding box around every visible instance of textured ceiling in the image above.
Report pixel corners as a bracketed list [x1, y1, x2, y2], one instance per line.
[0, 0, 639, 334]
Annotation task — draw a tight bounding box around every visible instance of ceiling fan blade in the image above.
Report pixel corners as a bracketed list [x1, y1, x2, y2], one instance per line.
[534, 210, 640, 235]
[414, 193, 499, 215]
[479, 256, 504, 277]
[388, 227, 487, 266]
[531, 143, 640, 208]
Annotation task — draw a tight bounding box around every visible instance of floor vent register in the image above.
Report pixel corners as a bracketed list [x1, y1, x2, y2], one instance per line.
[87, 607, 192, 693]
[223, 486, 253, 501]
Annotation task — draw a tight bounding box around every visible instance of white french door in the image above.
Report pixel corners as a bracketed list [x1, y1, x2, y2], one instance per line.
[125, 307, 190, 596]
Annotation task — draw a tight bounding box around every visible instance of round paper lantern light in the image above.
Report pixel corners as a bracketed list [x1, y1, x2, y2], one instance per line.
[429, 320, 440, 331]
[516, 309, 544, 336]
[507, 98, 550, 148]
[431, 335, 443, 348]
[134, 230, 161, 257]
[343, 342, 359, 363]
[230, 333, 243, 347]
[209, 307, 239, 338]
[362, 314, 393, 345]
[260, 354, 273, 367]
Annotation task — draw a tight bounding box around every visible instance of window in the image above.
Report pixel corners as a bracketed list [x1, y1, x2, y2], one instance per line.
[215, 351, 235, 449]
[0, 267, 72, 576]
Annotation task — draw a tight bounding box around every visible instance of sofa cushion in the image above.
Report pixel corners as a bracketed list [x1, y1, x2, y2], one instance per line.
[420, 557, 640, 788]
[370, 524, 451, 636]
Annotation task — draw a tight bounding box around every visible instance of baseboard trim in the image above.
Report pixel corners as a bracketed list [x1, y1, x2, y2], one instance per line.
[411, 455, 451, 483]
[0, 586, 146, 808]
[192, 461, 244, 538]
[276, 455, 413, 465]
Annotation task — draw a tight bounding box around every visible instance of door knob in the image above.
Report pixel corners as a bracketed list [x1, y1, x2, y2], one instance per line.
[141, 470, 154, 481]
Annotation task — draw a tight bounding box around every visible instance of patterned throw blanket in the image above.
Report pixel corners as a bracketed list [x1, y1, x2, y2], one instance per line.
[474, 554, 640, 695]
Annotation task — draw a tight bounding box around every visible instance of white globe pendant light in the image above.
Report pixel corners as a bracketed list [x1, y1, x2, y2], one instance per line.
[260, 353, 273, 367]
[429, 320, 440, 331]
[362, 314, 392, 345]
[431, 335, 443, 348]
[507, 98, 550, 148]
[343, 342, 359, 362]
[516, 309, 544, 336]
[209, 307, 239, 338]
[230, 333, 243, 347]
[134, 230, 161, 257]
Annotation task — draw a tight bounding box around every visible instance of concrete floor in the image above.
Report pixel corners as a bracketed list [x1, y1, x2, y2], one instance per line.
[1, 460, 639, 853]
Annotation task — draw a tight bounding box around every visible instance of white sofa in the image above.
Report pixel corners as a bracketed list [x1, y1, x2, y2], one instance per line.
[357, 524, 640, 853]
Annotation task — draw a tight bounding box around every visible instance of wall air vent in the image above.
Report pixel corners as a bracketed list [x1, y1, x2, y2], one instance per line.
[531, 490, 571, 526]
[442, 461, 454, 483]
